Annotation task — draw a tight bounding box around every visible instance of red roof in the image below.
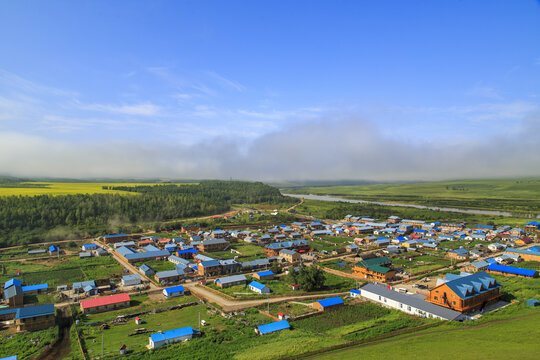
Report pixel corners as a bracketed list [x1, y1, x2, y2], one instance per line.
[158, 238, 170, 243]
[81, 293, 130, 309]
[138, 239, 153, 245]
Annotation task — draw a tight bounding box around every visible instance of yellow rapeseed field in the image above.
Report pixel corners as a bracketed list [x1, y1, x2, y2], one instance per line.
[0, 182, 197, 196]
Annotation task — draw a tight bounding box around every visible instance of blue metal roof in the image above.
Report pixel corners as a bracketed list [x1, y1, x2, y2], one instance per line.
[16, 304, 55, 319]
[314, 297, 344, 308]
[257, 320, 290, 335]
[350, 289, 361, 294]
[163, 285, 185, 294]
[4, 278, 22, 289]
[48, 245, 58, 252]
[177, 248, 199, 254]
[442, 272, 500, 300]
[249, 281, 268, 291]
[82, 244, 97, 250]
[150, 326, 194, 342]
[104, 233, 127, 238]
[124, 250, 170, 261]
[487, 264, 537, 277]
[0, 356, 18, 360]
[142, 244, 161, 252]
[256, 270, 274, 277]
[216, 275, 246, 284]
[22, 284, 48, 292]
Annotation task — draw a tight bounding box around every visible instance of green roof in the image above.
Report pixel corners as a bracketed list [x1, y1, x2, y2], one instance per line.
[356, 256, 392, 268]
[368, 265, 392, 274]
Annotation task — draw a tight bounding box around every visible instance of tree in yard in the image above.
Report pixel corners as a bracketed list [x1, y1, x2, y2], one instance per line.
[295, 264, 326, 291]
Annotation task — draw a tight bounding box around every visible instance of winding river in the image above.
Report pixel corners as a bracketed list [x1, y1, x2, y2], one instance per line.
[282, 193, 539, 218]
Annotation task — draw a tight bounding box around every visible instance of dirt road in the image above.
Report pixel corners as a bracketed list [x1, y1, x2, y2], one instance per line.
[185, 283, 349, 312]
[33, 306, 72, 360]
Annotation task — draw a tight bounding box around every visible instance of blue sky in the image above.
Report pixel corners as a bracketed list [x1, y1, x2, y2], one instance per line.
[0, 1, 539, 180]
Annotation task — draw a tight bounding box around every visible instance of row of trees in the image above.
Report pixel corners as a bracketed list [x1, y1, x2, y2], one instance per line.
[0, 181, 297, 247]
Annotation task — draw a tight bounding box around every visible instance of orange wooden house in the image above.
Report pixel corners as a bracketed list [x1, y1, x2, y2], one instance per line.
[352, 256, 396, 282]
[426, 272, 502, 313]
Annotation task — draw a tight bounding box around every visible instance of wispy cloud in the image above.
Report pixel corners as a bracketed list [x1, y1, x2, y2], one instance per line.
[81, 102, 162, 116]
[465, 84, 502, 100]
[205, 71, 245, 92]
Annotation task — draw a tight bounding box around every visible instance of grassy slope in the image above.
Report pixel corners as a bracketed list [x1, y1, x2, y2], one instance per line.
[310, 314, 540, 360]
[286, 178, 540, 213]
[0, 182, 196, 196]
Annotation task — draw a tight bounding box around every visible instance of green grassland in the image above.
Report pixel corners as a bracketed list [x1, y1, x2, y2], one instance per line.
[287, 178, 540, 214]
[0, 182, 196, 196]
[0, 256, 124, 288]
[0, 325, 59, 359]
[309, 314, 540, 360]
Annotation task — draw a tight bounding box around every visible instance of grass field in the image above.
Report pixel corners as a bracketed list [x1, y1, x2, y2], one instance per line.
[0, 182, 197, 196]
[309, 314, 540, 360]
[287, 178, 540, 214]
[0, 325, 59, 360]
[0, 256, 124, 287]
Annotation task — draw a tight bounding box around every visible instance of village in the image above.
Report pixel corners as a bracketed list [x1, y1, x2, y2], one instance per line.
[1, 214, 539, 359]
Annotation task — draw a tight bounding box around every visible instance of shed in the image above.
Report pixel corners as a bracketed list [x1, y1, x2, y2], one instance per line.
[256, 320, 290, 335]
[163, 285, 185, 298]
[121, 274, 142, 286]
[349, 289, 361, 298]
[249, 281, 271, 294]
[313, 297, 344, 312]
[253, 270, 275, 280]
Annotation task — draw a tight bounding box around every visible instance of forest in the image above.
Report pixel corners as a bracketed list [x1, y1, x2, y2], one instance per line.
[0, 181, 297, 247]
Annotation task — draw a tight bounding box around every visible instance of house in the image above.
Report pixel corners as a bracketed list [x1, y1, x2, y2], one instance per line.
[4, 283, 23, 308]
[241, 258, 271, 271]
[350, 289, 361, 298]
[485, 264, 538, 278]
[79, 251, 92, 259]
[401, 219, 426, 229]
[142, 244, 161, 252]
[163, 285, 185, 298]
[197, 238, 229, 252]
[121, 274, 141, 286]
[149, 326, 195, 349]
[0, 303, 56, 332]
[487, 243, 506, 252]
[524, 221, 540, 233]
[155, 269, 184, 285]
[279, 249, 300, 263]
[313, 297, 344, 312]
[353, 256, 396, 282]
[439, 223, 464, 232]
[117, 248, 170, 263]
[211, 229, 227, 238]
[515, 237, 533, 246]
[505, 247, 540, 262]
[114, 241, 136, 249]
[73, 280, 98, 295]
[446, 248, 469, 260]
[103, 233, 129, 244]
[426, 272, 502, 313]
[387, 216, 402, 224]
[469, 249, 483, 259]
[219, 259, 241, 274]
[176, 248, 199, 259]
[48, 245, 58, 255]
[255, 320, 290, 335]
[264, 240, 310, 257]
[253, 270, 275, 280]
[198, 260, 222, 276]
[462, 260, 490, 273]
[215, 274, 247, 289]
[80, 293, 130, 314]
[82, 244, 98, 251]
[249, 281, 271, 294]
[139, 264, 155, 276]
[95, 248, 109, 257]
[358, 283, 465, 321]
[346, 244, 359, 253]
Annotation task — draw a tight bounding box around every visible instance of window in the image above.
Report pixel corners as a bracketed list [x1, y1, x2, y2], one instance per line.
[434, 296, 438, 300]
[400, 303, 403, 308]
[407, 306, 411, 311]
[378, 296, 381, 301]
[452, 301, 456, 305]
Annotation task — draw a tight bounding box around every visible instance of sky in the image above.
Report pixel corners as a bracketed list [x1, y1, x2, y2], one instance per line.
[0, 0, 539, 181]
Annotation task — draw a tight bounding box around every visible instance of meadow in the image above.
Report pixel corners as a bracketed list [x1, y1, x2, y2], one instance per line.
[309, 314, 540, 360]
[287, 178, 540, 214]
[0, 325, 59, 359]
[0, 182, 196, 196]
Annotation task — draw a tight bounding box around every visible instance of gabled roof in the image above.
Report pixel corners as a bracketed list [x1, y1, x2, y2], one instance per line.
[357, 256, 391, 268]
[124, 250, 170, 261]
[4, 278, 21, 289]
[216, 274, 246, 284]
[104, 233, 127, 238]
[122, 274, 141, 282]
[139, 264, 154, 272]
[256, 270, 274, 277]
[4, 285, 23, 300]
[200, 260, 221, 267]
[156, 269, 183, 279]
[249, 281, 268, 291]
[314, 297, 344, 308]
[439, 272, 500, 300]
[350, 289, 361, 294]
[469, 260, 490, 269]
[361, 283, 463, 320]
[150, 326, 194, 342]
[80, 293, 130, 309]
[116, 246, 136, 257]
[142, 244, 161, 252]
[163, 285, 185, 294]
[16, 303, 55, 319]
[257, 320, 290, 335]
[487, 264, 537, 277]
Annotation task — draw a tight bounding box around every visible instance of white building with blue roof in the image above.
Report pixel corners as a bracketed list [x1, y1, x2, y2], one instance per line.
[249, 281, 270, 294]
[256, 320, 290, 335]
[163, 285, 185, 298]
[148, 326, 196, 348]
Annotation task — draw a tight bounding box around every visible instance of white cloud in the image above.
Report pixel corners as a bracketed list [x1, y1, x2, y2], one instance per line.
[81, 102, 161, 116]
[205, 71, 245, 92]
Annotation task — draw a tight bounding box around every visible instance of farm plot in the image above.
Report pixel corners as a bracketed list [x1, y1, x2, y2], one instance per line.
[0, 325, 59, 359]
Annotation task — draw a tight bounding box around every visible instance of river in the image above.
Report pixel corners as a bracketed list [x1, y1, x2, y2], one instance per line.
[282, 193, 539, 218]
